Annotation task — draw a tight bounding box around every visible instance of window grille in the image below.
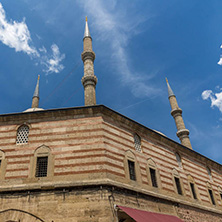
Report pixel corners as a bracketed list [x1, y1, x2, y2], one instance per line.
[150, 168, 158, 187]
[128, 160, 136, 181]
[206, 167, 212, 181]
[190, 182, 197, 199]
[134, 134, 141, 152]
[175, 153, 182, 168]
[174, 177, 182, 195]
[36, 157, 48, 177]
[16, 125, 29, 144]
[208, 189, 216, 205]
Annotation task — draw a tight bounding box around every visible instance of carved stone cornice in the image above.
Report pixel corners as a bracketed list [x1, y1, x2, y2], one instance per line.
[81, 75, 97, 87]
[81, 51, 95, 62]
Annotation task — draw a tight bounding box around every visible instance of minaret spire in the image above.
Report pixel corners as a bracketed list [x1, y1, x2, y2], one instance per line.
[166, 78, 192, 149]
[31, 75, 40, 108]
[81, 17, 97, 106]
[84, 16, 91, 38]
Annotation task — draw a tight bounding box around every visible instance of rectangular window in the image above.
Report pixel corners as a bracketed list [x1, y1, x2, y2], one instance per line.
[190, 182, 197, 199]
[208, 189, 216, 205]
[174, 177, 182, 195]
[0, 159, 1, 167]
[36, 157, 48, 177]
[128, 160, 136, 181]
[220, 193, 222, 201]
[150, 168, 158, 187]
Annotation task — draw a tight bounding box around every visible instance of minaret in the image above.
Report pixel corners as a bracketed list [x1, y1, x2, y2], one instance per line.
[31, 75, 40, 108]
[166, 78, 192, 149]
[81, 16, 97, 106]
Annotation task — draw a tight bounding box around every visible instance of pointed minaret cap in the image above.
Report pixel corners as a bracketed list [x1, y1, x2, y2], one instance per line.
[33, 75, 40, 98]
[84, 16, 91, 39]
[166, 78, 175, 98]
[24, 75, 43, 112]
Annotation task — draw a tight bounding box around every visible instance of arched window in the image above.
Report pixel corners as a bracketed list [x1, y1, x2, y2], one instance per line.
[172, 169, 184, 195]
[30, 145, 53, 178]
[188, 175, 199, 200]
[206, 166, 212, 181]
[0, 150, 6, 180]
[207, 182, 216, 205]
[175, 153, 182, 169]
[134, 133, 141, 152]
[16, 125, 29, 144]
[147, 159, 160, 188]
[124, 150, 142, 184]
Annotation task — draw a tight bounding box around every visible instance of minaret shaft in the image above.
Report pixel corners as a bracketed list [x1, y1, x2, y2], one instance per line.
[167, 79, 192, 149]
[31, 75, 40, 108]
[81, 18, 97, 106]
[31, 97, 39, 108]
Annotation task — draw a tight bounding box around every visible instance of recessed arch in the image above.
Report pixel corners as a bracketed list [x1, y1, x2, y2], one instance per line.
[0, 209, 45, 222]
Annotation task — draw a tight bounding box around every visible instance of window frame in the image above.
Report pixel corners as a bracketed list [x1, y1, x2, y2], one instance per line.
[35, 156, 48, 178]
[128, 160, 136, 181]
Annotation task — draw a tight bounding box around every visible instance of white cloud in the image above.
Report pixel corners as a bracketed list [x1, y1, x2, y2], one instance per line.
[0, 3, 38, 56]
[42, 44, 65, 74]
[202, 89, 222, 112]
[218, 57, 222, 65]
[0, 3, 65, 74]
[78, 0, 160, 98]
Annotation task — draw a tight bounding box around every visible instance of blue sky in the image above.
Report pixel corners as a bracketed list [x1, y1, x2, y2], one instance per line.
[0, 0, 222, 163]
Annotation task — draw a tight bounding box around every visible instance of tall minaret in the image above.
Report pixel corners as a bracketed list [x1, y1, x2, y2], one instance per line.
[81, 17, 97, 106]
[31, 75, 40, 108]
[166, 78, 192, 149]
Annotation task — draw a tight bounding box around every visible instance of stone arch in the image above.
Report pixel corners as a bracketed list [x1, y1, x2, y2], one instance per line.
[34, 145, 51, 156]
[0, 209, 45, 222]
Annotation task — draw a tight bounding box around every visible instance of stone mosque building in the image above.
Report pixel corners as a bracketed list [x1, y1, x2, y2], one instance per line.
[0, 18, 222, 222]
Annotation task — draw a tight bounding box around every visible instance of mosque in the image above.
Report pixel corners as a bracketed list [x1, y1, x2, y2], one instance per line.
[0, 18, 222, 222]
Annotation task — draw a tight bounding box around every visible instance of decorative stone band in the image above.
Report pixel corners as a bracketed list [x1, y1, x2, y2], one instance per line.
[176, 128, 190, 138]
[81, 51, 95, 62]
[81, 75, 98, 87]
[171, 108, 182, 117]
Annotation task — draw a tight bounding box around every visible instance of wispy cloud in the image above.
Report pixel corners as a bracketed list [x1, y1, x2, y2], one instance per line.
[217, 44, 222, 65]
[42, 44, 65, 74]
[202, 89, 222, 112]
[78, 0, 160, 98]
[0, 3, 65, 74]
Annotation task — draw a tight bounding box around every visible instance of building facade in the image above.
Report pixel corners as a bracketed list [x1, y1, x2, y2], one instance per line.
[0, 19, 222, 222]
